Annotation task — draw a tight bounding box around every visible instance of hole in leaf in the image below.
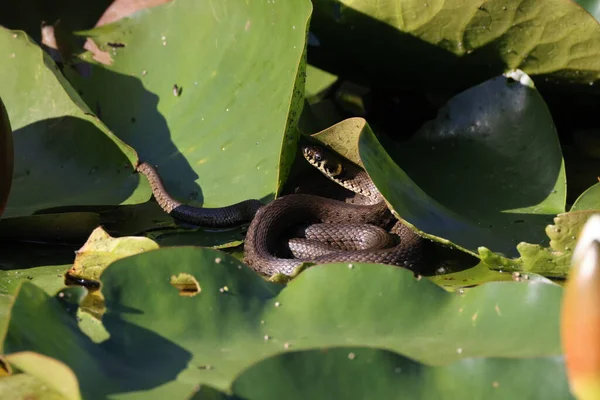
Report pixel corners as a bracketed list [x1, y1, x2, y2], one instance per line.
[170, 273, 201, 296]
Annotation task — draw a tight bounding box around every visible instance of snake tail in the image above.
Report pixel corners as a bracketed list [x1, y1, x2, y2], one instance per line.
[136, 162, 263, 228]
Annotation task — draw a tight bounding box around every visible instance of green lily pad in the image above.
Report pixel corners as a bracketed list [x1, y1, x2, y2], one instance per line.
[0, 265, 70, 297]
[4, 351, 81, 400]
[149, 228, 244, 249]
[1, 247, 565, 397]
[571, 182, 600, 211]
[0, 97, 13, 218]
[98, 201, 246, 251]
[98, 201, 177, 236]
[360, 72, 565, 262]
[227, 348, 571, 399]
[305, 65, 337, 101]
[0, 372, 70, 400]
[310, 0, 600, 91]
[0, 28, 145, 219]
[0, 212, 99, 244]
[66, 0, 311, 211]
[0, 241, 76, 339]
[0, 241, 77, 301]
[428, 262, 515, 290]
[510, 210, 599, 277]
[311, 117, 366, 166]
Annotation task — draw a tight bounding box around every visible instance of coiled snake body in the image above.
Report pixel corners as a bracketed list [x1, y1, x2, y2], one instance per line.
[137, 145, 424, 276]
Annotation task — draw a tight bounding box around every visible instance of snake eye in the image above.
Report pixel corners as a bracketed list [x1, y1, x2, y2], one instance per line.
[314, 152, 322, 162]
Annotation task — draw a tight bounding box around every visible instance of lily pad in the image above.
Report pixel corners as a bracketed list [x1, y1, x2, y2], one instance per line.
[0, 212, 99, 244]
[310, 117, 367, 166]
[0, 372, 70, 400]
[0, 97, 13, 218]
[571, 181, 600, 211]
[0, 241, 76, 339]
[1, 247, 565, 397]
[310, 0, 600, 91]
[305, 65, 337, 101]
[228, 348, 571, 399]
[0, 28, 145, 219]
[3, 351, 81, 400]
[66, 0, 311, 211]
[360, 72, 564, 262]
[0, 241, 77, 300]
[511, 210, 599, 277]
[66, 226, 158, 282]
[428, 262, 515, 290]
[0, 265, 70, 297]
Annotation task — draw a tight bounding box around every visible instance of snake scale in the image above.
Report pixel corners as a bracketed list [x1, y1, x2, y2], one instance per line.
[136, 144, 424, 276]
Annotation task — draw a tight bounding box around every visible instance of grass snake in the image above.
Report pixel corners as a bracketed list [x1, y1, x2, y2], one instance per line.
[137, 145, 424, 276]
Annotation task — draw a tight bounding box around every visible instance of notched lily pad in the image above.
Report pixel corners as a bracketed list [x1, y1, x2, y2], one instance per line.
[228, 348, 571, 399]
[1, 248, 565, 398]
[509, 210, 600, 277]
[67, 0, 312, 213]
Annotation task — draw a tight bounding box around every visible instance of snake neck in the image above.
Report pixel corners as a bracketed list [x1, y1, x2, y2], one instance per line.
[330, 168, 382, 203]
[136, 162, 182, 212]
[302, 145, 382, 204]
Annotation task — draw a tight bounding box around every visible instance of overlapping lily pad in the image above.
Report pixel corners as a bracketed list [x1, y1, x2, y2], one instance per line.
[0, 97, 13, 218]
[1, 351, 81, 400]
[0, 28, 145, 219]
[66, 0, 312, 211]
[226, 348, 571, 399]
[1, 247, 565, 398]
[310, 0, 600, 91]
[354, 73, 564, 273]
[571, 182, 600, 211]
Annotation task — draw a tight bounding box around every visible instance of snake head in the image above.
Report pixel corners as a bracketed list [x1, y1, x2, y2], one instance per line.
[302, 145, 344, 177]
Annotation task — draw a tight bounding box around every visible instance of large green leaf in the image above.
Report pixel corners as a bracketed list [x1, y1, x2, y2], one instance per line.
[305, 65, 337, 100]
[66, 0, 311, 209]
[0, 97, 13, 218]
[1, 247, 564, 398]
[227, 348, 571, 399]
[2, 351, 82, 400]
[0, 212, 99, 244]
[0, 27, 145, 219]
[571, 182, 600, 211]
[0, 241, 77, 340]
[360, 72, 565, 263]
[309, 0, 600, 91]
